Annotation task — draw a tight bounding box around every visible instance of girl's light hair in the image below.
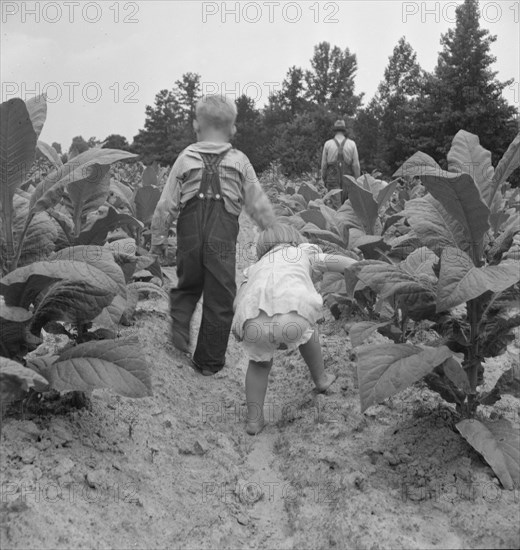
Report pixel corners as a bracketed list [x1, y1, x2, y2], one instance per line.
[256, 223, 307, 259]
[196, 95, 237, 132]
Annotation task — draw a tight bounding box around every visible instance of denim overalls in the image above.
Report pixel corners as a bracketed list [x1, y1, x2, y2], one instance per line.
[171, 151, 239, 373]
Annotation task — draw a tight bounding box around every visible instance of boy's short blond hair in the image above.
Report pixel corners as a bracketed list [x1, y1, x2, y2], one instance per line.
[196, 95, 237, 132]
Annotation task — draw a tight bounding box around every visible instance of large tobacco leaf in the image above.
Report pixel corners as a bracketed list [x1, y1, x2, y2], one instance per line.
[0, 98, 38, 248]
[0, 260, 118, 308]
[16, 212, 58, 267]
[30, 280, 115, 334]
[457, 418, 519, 490]
[0, 357, 49, 403]
[35, 339, 152, 398]
[76, 206, 143, 246]
[376, 179, 398, 211]
[349, 320, 392, 347]
[37, 141, 63, 169]
[447, 130, 494, 205]
[344, 176, 379, 234]
[354, 261, 436, 320]
[437, 247, 520, 311]
[404, 195, 467, 253]
[489, 132, 520, 206]
[52, 245, 127, 324]
[357, 343, 454, 412]
[395, 150, 490, 259]
[29, 148, 137, 214]
[25, 95, 47, 138]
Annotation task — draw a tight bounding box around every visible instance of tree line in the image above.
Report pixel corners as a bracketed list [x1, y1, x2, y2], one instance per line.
[63, 0, 518, 182]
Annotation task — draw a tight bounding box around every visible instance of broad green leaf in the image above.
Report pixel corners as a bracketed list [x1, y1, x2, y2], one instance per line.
[457, 418, 519, 490]
[354, 235, 391, 260]
[300, 209, 327, 230]
[0, 260, 118, 308]
[45, 339, 152, 398]
[109, 179, 135, 215]
[395, 151, 490, 258]
[404, 196, 467, 253]
[25, 95, 47, 138]
[357, 344, 454, 412]
[490, 132, 520, 205]
[344, 176, 379, 234]
[402, 247, 437, 277]
[0, 357, 49, 403]
[0, 319, 29, 359]
[298, 182, 320, 203]
[52, 245, 127, 324]
[388, 233, 421, 259]
[37, 140, 63, 169]
[494, 365, 520, 398]
[321, 272, 346, 297]
[437, 247, 520, 311]
[30, 280, 115, 334]
[29, 148, 137, 213]
[301, 224, 345, 247]
[68, 167, 111, 235]
[336, 201, 365, 231]
[393, 151, 441, 177]
[349, 321, 391, 347]
[75, 206, 143, 246]
[442, 356, 471, 394]
[447, 130, 494, 205]
[359, 173, 386, 196]
[0, 99, 37, 243]
[376, 179, 398, 211]
[16, 212, 58, 267]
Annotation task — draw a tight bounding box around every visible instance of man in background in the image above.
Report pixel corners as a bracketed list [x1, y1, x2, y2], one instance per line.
[321, 119, 361, 207]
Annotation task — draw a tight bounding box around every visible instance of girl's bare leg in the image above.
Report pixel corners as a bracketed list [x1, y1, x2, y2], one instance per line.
[299, 329, 336, 391]
[245, 359, 273, 435]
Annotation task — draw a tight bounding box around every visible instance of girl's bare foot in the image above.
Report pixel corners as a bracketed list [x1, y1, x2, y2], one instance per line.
[246, 416, 265, 435]
[315, 373, 337, 393]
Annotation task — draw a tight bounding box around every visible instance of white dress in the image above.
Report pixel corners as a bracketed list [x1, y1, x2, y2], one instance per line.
[233, 243, 325, 348]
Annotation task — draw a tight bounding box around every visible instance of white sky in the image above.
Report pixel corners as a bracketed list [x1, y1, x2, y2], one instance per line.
[1, 0, 519, 148]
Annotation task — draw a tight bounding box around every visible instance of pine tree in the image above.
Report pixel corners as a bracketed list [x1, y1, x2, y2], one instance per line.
[419, 0, 517, 163]
[377, 37, 425, 172]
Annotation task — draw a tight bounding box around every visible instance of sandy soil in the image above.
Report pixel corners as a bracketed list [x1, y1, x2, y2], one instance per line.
[1, 216, 519, 550]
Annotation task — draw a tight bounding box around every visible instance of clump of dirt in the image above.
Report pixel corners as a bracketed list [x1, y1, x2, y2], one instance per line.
[1, 217, 518, 549]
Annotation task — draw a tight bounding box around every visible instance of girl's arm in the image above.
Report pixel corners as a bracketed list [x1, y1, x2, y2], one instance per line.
[233, 269, 249, 312]
[312, 253, 357, 274]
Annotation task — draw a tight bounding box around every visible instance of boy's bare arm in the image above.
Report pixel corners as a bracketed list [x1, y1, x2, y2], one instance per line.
[151, 162, 182, 246]
[321, 143, 328, 180]
[242, 161, 275, 230]
[352, 143, 361, 179]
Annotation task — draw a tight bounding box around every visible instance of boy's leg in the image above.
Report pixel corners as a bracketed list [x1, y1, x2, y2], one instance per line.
[193, 247, 236, 369]
[193, 207, 239, 371]
[170, 204, 204, 351]
[245, 359, 273, 435]
[299, 329, 336, 392]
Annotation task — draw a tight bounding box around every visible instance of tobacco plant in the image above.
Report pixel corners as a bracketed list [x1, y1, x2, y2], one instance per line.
[348, 130, 520, 490]
[0, 95, 153, 410]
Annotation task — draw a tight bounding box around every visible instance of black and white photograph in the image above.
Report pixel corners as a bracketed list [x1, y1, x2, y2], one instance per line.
[1, 1, 519, 548]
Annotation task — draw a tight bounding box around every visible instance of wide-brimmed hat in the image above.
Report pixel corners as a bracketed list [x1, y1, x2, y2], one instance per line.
[333, 119, 347, 132]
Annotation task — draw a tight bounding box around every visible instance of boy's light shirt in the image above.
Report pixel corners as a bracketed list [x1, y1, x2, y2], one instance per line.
[321, 137, 359, 179]
[151, 141, 274, 245]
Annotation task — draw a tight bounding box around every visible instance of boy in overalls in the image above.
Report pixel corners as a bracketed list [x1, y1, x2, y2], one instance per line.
[151, 95, 275, 375]
[321, 119, 361, 207]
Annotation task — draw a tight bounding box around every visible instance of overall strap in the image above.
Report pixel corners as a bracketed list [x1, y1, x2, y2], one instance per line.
[197, 151, 228, 199]
[333, 137, 347, 162]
